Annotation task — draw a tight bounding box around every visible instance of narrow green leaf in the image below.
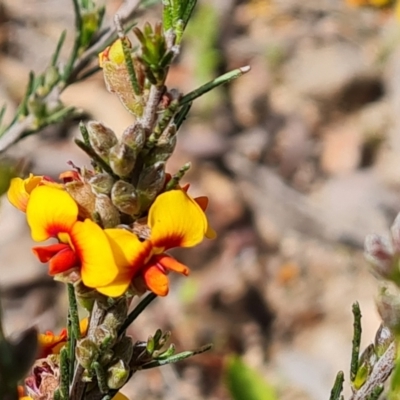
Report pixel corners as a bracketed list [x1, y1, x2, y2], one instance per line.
[141, 344, 212, 369]
[351, 302, 362, 382]
[121, 37, 141, 95]
[51, 30, 67, 66]
[329, 371, 345, 400]
[225, 355, 277, 400]
[180, 66, 250, 105]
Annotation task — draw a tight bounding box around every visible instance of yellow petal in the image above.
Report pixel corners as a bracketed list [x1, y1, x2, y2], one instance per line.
[71, 220, 119, 288]
[26, 185, 78, 242]
[97, 229, 152, 297]
[112, 393, 129, 400]
[99, 39, 127, 67]
[149, 190, 209, 250]
[7, 174, 43, 212]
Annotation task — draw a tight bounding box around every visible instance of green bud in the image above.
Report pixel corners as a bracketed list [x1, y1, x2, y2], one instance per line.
[113, 336, 134, 365]
[74, 281, 96, 312]
[137, 161, 166, 211]
[154, 343, 175, 359]
[27, 93, 46, 120]
[89, 173, 115, 195]
[146, 335, 155, 355]
[44, 65, 60, 89]
[111, 180, 140, 215]
[107, 360, 129, 389]
[158, 330, 171, 348]
[151, 125, 177, 163]
[352, 344, 376, 389]
[76, 338, 99, 369]
[87, 121, 118, 160]
[121, 123, 146, 152]
[95, 194, 120, 228]
[109, 142, 136, 177]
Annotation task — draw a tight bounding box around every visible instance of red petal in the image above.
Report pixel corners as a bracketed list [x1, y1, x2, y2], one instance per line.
[32, 243, 71, 263]
[48, 247, 79, 275]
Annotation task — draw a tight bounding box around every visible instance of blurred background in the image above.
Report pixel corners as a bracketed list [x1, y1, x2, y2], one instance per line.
[1, 0, 399, 398]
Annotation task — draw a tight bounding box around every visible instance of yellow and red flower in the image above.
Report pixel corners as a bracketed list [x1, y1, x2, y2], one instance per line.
[22, 184, 119, 289]
[98, 189, 215, 297]
[8, 173, 215, 298]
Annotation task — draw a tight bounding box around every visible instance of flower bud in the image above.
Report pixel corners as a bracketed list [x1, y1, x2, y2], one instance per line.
[102, 299, 128, 332]
[137, 161, 166, 211]
[87, 121, 118, 160]
[107, 360, 129, 389]
[148, 126, 177, 164]
[121, 123, 146, 153]
[44, 66, 60, 89]
[99, 39, 146, 116]
[364, 234, 400, 283]
[111, 180, 140, 215]
[64, 180, 96, 219]
[76, 338, 99, 369]
[109, 142, 137, 177]
[89, 173, 115, 195]
[377, 287, 400, 336]
[95, 194, 120, 228]
[74, 281, 96, 312]
[92, 326, 116, 349]
[374, 324, 393, 357]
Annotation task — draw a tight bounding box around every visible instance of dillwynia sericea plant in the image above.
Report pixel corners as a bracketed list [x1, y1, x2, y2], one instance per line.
[0, 0, 250, 399]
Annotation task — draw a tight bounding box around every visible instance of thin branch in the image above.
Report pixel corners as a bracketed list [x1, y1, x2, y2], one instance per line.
[350, 341, 395, 400]
[0, 0, 142, 153]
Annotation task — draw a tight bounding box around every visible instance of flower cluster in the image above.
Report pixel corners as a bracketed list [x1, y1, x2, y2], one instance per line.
[8, 173, 214, 297]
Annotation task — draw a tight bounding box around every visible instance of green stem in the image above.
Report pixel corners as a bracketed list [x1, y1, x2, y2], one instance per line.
[67, 283, 80, 384]
[118, 293, 157, 335]
[179, 66, 250, 106]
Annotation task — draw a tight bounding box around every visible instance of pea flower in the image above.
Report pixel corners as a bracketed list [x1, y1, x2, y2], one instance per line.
[19, 184, 119, 290]
[7, 174, 47, 212]
[38, 318, 88, 358]
[97, 189, 215, 297]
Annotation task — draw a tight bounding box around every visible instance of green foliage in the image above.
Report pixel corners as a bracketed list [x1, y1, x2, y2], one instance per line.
[0, 162, 16, 197]
[225, 355, 277, 400]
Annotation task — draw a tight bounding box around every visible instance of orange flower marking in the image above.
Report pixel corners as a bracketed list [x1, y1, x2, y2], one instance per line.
[96, 189, 215, 297]
[25, 185, 119, 289]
